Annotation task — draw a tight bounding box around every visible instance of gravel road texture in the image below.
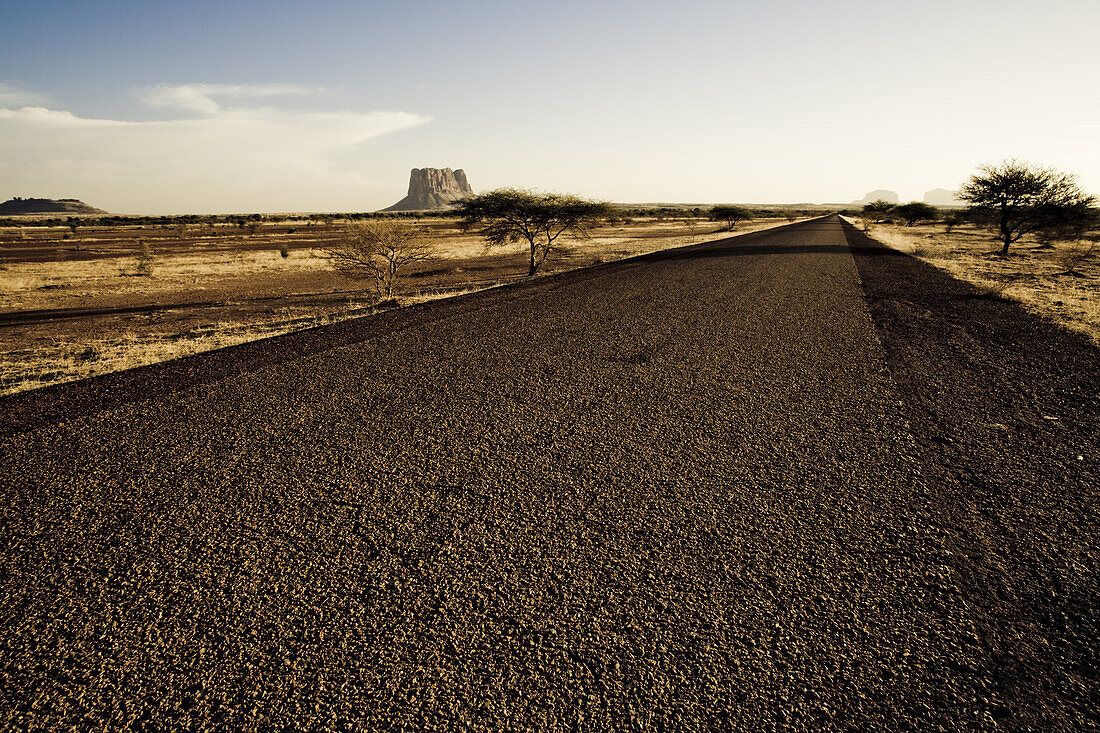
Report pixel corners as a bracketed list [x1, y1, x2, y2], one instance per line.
[1, 215, 1096, 730]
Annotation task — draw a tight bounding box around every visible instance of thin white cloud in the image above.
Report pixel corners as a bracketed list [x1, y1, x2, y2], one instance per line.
[141, 83, 318, 114]
[0, 82, 46, 106]
[0, 107, 127, 128]
[0, 85, 430, 212]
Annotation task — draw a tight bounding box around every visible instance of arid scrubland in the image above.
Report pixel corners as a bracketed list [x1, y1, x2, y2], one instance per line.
[844, 216, 1100, 343]
[0, 214, 808, 394]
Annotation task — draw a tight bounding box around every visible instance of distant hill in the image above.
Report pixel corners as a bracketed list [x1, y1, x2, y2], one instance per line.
[851, 190, 900, 206]
[923, 188, 963, 206]
[0, 197, 108, 215]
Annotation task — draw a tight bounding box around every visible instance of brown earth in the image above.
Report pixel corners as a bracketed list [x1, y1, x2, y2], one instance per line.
[844, 217, 1100, 344]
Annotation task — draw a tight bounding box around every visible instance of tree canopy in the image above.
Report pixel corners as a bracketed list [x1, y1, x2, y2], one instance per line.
[708, 205, 753, 231]
[861, 200, 896, 217]
[960, 160, 1097, 255]
[893, 202, 938, 227]
[457, 188, 613, 276]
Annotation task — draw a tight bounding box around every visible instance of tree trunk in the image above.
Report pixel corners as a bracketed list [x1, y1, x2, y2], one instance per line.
[528, 245, 537, 276]
[1002, 233, 1011, 256]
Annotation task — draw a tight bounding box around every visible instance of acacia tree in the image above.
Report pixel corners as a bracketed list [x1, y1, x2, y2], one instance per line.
[862, 200, 896, 219]
[959, 160, 1097, 255]
[322, 219, 433, 299]
[458, 188, 613, 276]
[893, 202, 938, 227]
[857, 200, 893, 231]
[708, 205, 753, 231]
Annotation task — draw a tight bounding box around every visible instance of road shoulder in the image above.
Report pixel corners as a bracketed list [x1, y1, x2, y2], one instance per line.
[845, 220, 1100, 729]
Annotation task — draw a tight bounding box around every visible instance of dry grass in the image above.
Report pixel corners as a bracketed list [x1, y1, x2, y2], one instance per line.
[0, 249, 331, 311]
[0, 302, 378, 396]
[843, 217, 1100, 344]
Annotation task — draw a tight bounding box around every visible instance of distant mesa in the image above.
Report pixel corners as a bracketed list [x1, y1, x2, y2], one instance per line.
[851, 190, 900, 206]
[382, 168, 474, 212]
[923, 188, 963, 206]
[0, 197, 108, 215]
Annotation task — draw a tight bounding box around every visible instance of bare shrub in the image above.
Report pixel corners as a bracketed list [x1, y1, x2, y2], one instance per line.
[979, 271, 1025, 299]
[682, 218, 700, 242]
[1059, 238, 1098, 276]
[322, 220, 434, 299]
[134, 240, 154, 276]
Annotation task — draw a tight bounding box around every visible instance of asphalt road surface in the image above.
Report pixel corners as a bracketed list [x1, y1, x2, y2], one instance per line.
[2, 216, 1097, 731]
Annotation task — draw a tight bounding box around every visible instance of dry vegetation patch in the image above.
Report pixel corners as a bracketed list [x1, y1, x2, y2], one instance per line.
[843, 217, 1100, 343]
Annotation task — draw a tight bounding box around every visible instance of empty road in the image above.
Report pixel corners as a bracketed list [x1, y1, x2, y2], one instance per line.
[2, 216, 1097, 731]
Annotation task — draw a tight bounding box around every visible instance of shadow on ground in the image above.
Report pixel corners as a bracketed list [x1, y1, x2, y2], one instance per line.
[844, 219, 1100, 730]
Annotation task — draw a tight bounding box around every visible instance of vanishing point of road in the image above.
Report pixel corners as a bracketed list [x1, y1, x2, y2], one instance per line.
[2, 216, 1097, 730]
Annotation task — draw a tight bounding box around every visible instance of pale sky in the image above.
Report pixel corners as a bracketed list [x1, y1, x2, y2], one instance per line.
[2, 0, 1098, 214]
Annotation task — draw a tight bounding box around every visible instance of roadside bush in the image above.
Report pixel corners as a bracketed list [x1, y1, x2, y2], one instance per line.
[1057, 238, 1097, 274]
[322, 220, 434, 299]
[135, 240, 154, 276]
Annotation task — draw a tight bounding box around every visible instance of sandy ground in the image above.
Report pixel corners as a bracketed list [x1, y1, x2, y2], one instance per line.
[841, 217, 1100, 344]
[0, 216, 805, 395]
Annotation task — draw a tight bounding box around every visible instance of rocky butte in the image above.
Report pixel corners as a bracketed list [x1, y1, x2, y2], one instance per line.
[851, 189, 900, 206]
[0, 197, 107, 215]
[382, 168, 474, 211]
[923, 188, 963, 206]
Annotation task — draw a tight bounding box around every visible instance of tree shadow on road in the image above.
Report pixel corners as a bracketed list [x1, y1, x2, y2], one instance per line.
[641, 241, 858, 261]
